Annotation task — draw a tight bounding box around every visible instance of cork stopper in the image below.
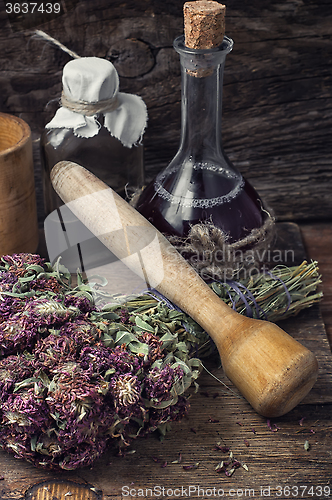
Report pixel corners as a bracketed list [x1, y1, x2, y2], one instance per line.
[184, 1, 226, 49]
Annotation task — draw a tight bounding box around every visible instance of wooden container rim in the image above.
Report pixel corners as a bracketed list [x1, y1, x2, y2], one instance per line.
[0, 112, 31, 157]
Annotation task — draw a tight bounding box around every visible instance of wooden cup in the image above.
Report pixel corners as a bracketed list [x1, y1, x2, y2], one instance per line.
[0, 113, 39, 256]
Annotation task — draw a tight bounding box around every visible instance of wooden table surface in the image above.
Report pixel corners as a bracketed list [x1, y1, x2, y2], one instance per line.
[0, 222, 331, 500]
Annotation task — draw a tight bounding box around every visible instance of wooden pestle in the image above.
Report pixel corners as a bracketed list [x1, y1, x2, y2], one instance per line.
[51, 161, 318, 417]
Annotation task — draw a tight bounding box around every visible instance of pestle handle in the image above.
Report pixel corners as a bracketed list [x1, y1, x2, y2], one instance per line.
[51, 161, 318, 417]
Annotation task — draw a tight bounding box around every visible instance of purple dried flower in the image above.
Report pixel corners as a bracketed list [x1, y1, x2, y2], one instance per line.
[1, 386, 50, 433]
[30, 276, 62, 294]
[60, 319, 101, 345]
[0, 354, 34, 397]
[33, 333, 78, 375]
[58, 439, 108, 471]
[55, 409, 112, 449]
[144, 395, 189, 434]
[119, 308, 131, 324]
[0, 316, 39, 357]
[0, 425, 107, 471]
[46, 362, 112, 447]
[0, 295, 24, 323]
[0, 426, 37, 463]
[32, 320, 99, 374]
[138, 332, 165, 366]
[145, 365, 184, 403]
[64, 294, 95, 314]
[103, 346, 142, 375]
[0, 271, 18, 291]
[0, 253, 45, 278]
[79, 345, 117, 374]
[22, 297, 81, 327]
[0, 271, 23, 322]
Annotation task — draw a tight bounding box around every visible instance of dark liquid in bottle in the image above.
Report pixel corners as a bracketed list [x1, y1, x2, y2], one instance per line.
[136, 162, 264, 243]
[41, 127, 144, 215]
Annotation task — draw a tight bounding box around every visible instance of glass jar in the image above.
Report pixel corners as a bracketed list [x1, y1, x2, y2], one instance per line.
[41, 120, 144, 215]
[40, 56, 147, 216]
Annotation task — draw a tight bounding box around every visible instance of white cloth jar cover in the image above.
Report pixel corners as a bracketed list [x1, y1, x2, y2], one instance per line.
[46, 57, 148, 148]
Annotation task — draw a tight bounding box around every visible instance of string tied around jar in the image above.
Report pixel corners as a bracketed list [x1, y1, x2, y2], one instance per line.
[60, 91, 120, 117]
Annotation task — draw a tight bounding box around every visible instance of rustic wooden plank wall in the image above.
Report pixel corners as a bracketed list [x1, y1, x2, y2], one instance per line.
[0, 0, 331, 224]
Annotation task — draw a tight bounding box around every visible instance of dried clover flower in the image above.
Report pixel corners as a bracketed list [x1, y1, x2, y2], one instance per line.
[0, 271, 18, 292]
[145, 395, 189, 435]
[30, 275, 62, 294]
[23, 298, 81, 327]
[145, 365, 185, 403]
[0, 295, 24, 322]
[0, 253, 199, 471]
[58, 439, 107, 471]
[46, 363, 113, 447]
[0, 272, 23, 321]
[79, 345, 117, 374]
[1, 386, 50, 433]
[0, 253, 45, 277]
[61, 319, 101, 345]
[0, 427, 36, 463]
[33, 332, 78, 374]
[138, 332, 164, 365]
[119, 308, 131, 324]
[63, 294, 95, 314]
[103, 345, 143, 375]
[110, 374, 141, 408]
[0, 316, 39, 357]
[0, 354, 34, 397]
[33, 319, 100, 374]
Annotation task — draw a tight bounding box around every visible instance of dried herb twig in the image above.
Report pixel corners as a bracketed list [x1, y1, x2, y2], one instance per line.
[209, 260, 322, 323]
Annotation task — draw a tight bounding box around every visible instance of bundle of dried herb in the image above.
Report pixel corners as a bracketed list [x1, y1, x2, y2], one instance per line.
[0, 254, 322, 470]
[209, 260, 323, 323]
[0, 253, 202, 470]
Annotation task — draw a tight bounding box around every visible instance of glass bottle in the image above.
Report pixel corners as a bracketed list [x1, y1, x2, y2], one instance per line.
[40, 56, 146, 216]
[41, 121, 144, 215]
[136, 35, 264, 244]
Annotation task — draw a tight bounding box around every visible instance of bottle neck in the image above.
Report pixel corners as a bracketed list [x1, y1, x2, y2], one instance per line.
[174, 35, 233, 160]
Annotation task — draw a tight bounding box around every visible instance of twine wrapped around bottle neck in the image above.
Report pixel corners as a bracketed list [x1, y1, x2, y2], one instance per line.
[166, 210, 276, 281]
[61, 91, 120, 117]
